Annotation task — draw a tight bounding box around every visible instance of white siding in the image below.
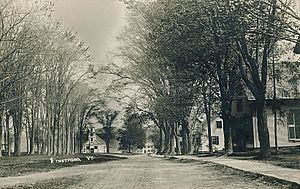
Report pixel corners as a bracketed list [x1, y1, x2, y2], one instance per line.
[253, 108, 300, 148]
[200, 117, 225, 152]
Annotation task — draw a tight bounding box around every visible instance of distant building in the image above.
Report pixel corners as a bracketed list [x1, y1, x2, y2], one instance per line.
[141, 141, 156, 154]
[199, 116, 225, 152]
[83, 127, 106, 153]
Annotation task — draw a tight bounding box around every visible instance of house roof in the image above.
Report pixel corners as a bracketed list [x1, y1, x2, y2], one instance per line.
[266, 98, 300, 106]
[195, 115, 221, 126]
[83, 133, 105, 146]
[248, 98, 300, 108]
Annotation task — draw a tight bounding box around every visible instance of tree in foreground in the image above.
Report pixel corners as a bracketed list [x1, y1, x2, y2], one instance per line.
[115, 0, 300, 159]
[219, 0, 299, 157]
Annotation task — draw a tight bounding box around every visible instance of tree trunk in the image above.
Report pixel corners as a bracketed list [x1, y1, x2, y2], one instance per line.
[79, 110, 85, 154]
[106, 126, 111, 154]
[187, 129, 193, 154]
[6, 112, 10, 156]
[64, 107, 69, 155]
[203, 83, 213, 154]
[128, 144, 131, 153]
[65, 118, 69, 155]
[36, 109, 40, 155]
[30, 108, 35, 154]
[223, 116, 233, 155]
[256, 102, 270, 158]
[162, 122, 170, 154]
[12, 107, 22, 156]
[181, 119, 189, 154]
[169, 122, 175, 155]
[158, 126, 164, 154]
[3, 114, 6, 156]
[25, 118, 29, 154]
[0, 109, 3, 157]
[41, 125, 46, 155]
[56, 111, 61, 155]
[40, 108, 46, 154]
[174, 123, 181, 155]
[106, 141, 110, 153]
[79, 124, 83, 154]
[69, 116, 75, 155]
[61, 109, 65, 155]
[74, 125, 77, 154]
[47, 109, 51, 156]
[52, 111, 56, 156]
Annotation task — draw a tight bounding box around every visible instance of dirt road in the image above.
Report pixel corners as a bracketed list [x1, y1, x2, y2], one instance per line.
[0, 155, 288, 189]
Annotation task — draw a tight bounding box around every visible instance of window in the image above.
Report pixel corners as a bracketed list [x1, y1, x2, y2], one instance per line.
[287, 113, 294, 125]
[94, 146, 98, 149]
[90, 133, 94, 137]
[216, 121, 222, 129]
[212, 136, 219, 145]
[287, 111, 300, 140]
[91, 138, 93, 142]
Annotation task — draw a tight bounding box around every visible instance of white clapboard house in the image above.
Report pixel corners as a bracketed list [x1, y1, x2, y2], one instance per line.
[83, 127, 106, 153]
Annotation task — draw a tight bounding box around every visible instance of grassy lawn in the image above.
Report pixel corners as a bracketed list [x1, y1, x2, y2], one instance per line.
[195, 148, 299, 170]
[259, 154, 300, 169]
[229, 151, 299, 170]
[168, 157, 300, 189]
[0, 153, 126, 177]
[4, 176, 83, 189]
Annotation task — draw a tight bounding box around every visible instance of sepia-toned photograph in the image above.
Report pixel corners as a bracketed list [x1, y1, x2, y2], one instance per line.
[0, 0, 299, 188]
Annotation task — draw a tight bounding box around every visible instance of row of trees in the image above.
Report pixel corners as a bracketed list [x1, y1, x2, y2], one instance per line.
[109, 0, 300, 158]
[0, 0, 98, 156]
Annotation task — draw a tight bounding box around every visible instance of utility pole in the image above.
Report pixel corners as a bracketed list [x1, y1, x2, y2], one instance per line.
[207, 78, 213, 154]
[272, 48, 278, 153]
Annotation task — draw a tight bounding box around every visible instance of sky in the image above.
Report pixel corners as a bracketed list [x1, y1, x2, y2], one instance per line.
[53, 0, 128, 115]
[53, 0, 127, 64]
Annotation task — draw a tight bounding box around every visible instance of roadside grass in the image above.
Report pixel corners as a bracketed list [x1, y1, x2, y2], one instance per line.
[0, 153, 126, 177]
[206, 162, 300, 189]
[195, 147, 300, 170]
[4, 176, 83, 189]
[256, 154, 299, 169]
[229, 153, 300, 170]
